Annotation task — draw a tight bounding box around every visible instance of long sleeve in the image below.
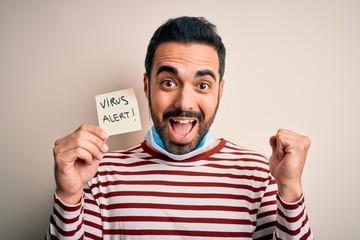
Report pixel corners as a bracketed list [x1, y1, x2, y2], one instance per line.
[253, 177, 278, 239]
[253, 176, 313, 239]
[46, 184, 103, 240]
[46, 140, 313, 239]
[274, 194, 313, 239]
[82, 182, 103, 238]
[46, 194, 85, 239]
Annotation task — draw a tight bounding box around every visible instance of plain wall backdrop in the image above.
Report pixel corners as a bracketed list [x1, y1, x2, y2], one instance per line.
[1, 0, 359, 239]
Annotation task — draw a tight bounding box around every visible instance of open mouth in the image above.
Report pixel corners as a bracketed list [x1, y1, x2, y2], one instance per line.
[169, 118, 197, 138]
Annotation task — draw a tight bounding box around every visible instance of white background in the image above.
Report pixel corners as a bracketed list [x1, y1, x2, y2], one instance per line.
[0, 1, 359, 239]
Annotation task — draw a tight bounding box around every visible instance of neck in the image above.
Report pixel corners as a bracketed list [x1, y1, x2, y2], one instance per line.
[144, 126, 218, 160]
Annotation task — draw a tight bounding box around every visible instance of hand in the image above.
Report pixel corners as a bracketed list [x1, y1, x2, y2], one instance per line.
[269, 129, 311, 202]
[53, 125, 109, 204]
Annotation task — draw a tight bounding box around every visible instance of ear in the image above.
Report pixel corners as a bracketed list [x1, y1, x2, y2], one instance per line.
[219, 79, 225, 100]
[143, 73, 149, 99]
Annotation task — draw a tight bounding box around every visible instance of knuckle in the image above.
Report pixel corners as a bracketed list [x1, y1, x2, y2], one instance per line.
[77, 124, 90, 133]
[73, 130, 84, 141]
[304, 136, 311, 147]
[73, 138, 84, 147]
[53, 142, 64, 156]
[53, 145, 59, 155]
[96, 138, 105, 147]
[54, 151, 65, 165]
[54, 138, 61, 146]
[298, 136, 311, 150]
[73, 147, 84, 156]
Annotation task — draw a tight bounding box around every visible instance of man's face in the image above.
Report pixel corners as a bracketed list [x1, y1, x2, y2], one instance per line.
[144, 42, 225, 154]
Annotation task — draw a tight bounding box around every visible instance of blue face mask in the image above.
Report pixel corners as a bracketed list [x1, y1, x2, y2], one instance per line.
[144, 126, 217, 160]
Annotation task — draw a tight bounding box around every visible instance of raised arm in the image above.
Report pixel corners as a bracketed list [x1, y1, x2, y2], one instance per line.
[54, 125, 108, 204]
[46, 125, 108, 239]
[269, 129, 313, 239]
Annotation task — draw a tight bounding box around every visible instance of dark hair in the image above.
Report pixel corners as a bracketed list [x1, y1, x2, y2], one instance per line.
[145, 16, 226, 81]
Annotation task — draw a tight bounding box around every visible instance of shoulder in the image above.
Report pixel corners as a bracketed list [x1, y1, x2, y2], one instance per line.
[218, 139, 269, 166]
[88, 143, 147, 184]
[100, 143, 146, 165]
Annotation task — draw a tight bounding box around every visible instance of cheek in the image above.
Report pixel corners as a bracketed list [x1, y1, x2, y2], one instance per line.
[200, 96, 219, 119]
[150, 92, 173, 119]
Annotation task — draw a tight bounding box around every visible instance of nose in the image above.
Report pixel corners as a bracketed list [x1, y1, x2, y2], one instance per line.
[174, 85, 195, 111]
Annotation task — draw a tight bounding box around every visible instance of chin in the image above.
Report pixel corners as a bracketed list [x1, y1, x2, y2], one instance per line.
[165, 131, 202, 155]
[166, 140, 199, 155]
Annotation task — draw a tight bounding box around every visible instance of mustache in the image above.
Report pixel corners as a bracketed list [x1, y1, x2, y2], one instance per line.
[163, 109, 204, 122]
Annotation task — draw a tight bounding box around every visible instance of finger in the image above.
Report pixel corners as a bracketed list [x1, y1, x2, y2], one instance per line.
[276, 135, 285, 160]
[56, 146, 95, 166]
[72, 130, 109, 153]
[269, 135, 277, 153]
[56, 125, 109, 146]
[75, 125, 109, 153]
[76, 125, 109, 141]
[270, 134, 285, 160]
[54, 137, 104, 162]
[276, 129, 311, 154]
[274, 129, 290, 160]
[55, 129, 109, 153]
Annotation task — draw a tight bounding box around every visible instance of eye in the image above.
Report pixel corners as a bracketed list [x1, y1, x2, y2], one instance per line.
[198, 82, 210, 90]
[162, 79, 177, 88]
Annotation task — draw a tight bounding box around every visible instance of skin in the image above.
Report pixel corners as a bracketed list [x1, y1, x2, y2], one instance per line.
[269, 129, 311, 202]
[143, 42, 224, 154]
[54, 125, 109, 204]
[53, 42, 311, 204]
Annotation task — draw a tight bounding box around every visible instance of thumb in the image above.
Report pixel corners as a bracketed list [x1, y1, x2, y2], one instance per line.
[269, 135, 285, 160]
[269, 135, 277, 153]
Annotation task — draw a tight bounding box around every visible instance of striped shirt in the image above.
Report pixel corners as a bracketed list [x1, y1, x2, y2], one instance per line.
[47, 139, 313, 239]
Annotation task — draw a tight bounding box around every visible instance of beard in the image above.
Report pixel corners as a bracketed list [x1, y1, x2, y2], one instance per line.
[149, 101, 219, 155]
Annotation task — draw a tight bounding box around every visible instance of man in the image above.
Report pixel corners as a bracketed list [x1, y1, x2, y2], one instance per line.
[47, 16, 313, 239]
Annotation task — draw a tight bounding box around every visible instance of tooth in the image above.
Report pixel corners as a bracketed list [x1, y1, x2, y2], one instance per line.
[174, 119, 194, 124]
[179, 120, 189, 124]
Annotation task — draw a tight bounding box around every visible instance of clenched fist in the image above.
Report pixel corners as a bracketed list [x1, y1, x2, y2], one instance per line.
[269, 129, 311, 202]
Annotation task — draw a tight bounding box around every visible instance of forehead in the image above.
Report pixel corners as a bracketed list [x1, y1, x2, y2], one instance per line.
[152, 42, 220, 77]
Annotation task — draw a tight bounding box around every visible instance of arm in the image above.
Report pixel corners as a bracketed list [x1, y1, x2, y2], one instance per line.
[54, 125, 109, 204]
[270, 129, 313, 239]
[46, 193, 85, 239]
[275, 194, 312, 239]
[252, 177, 278, 239]
[46, 125, 108, 239]
[252, 177, 313, 239]
[46, 184, 104, 239]
[269, 129, 310, 202]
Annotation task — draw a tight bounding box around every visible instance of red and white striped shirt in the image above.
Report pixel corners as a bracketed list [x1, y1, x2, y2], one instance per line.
[47, 139, 313, 239]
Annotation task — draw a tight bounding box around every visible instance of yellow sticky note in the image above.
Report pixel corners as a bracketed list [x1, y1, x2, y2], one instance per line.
[95, 88, 142, 136]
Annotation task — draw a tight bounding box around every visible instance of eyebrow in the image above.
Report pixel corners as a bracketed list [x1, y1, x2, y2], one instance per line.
[156, 65, 178, 76]
[195, 69, 217, 82]
[156, 65, 217, 82]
